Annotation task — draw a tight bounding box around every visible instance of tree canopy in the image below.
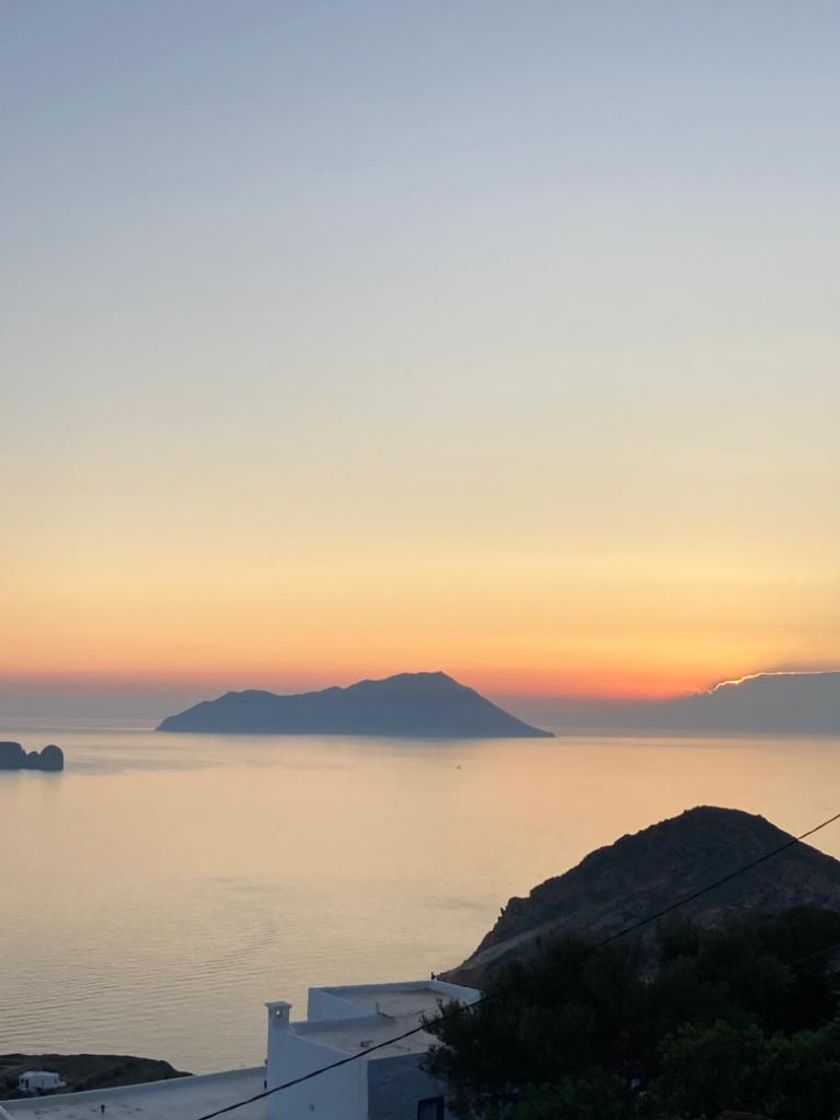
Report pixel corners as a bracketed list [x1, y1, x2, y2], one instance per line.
[424, 908, 840, 1120]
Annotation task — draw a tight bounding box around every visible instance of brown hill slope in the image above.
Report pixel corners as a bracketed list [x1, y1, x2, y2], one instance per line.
[0, 1054, 188, 1099]
[443, 806, 840, 987]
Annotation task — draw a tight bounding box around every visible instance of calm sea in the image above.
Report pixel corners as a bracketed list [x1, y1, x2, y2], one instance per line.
[2, 720, 840, 1072]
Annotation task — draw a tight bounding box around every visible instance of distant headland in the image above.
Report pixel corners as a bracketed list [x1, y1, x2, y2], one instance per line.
[157, 671, 553, 738]
[539, 669, 840, 735]
[0, 742, 64, 771]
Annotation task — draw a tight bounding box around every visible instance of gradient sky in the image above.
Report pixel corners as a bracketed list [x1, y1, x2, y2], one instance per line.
[3, 1, 840, 715]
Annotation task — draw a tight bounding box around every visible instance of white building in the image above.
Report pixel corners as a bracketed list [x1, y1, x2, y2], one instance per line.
[1, 978, 480, 1120]
[266, 979, 481, 1120]
[16, 1072, 65, 1095]
[2, 1067, 266, 1120]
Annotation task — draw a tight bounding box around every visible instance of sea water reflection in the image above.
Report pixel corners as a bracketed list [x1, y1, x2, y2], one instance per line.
[2, 721, 839, 1071]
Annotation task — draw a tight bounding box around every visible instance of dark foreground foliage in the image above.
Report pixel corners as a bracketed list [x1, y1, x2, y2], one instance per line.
[424, 908, 840, 1120]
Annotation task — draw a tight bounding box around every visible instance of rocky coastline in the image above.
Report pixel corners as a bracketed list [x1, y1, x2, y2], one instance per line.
[0, 1054, 189, 1099]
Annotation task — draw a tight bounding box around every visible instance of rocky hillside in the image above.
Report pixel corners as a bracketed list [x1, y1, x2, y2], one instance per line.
[443, 806, 840, 987]
[0, 1054, 188, 1099]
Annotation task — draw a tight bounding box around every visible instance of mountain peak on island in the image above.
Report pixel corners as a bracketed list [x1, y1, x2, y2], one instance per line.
[156, 671, 553, 738]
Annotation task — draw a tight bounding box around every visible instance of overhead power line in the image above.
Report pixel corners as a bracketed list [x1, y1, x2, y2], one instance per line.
[194, 807, 840, 1120]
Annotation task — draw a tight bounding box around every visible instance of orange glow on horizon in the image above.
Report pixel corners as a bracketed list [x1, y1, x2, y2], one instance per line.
[1, 661, 776, 702]
[4, 544, 837, 706]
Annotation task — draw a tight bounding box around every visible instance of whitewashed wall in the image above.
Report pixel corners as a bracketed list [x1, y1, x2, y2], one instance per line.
[266, 1008, 367, 1120]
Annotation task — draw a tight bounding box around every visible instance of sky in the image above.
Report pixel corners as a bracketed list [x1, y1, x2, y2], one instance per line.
[3, 1, 840, 717]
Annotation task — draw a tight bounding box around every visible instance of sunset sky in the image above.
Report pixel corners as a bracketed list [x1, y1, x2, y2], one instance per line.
[3, 2, 840, 716]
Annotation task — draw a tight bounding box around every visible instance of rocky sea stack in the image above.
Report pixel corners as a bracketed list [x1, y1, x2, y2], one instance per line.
[0, 742, 64, 772]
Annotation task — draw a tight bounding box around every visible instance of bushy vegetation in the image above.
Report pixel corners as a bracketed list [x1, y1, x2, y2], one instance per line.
[424, 909, 840, 1120]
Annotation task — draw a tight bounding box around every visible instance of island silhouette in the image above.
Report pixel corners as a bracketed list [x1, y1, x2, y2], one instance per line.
[157, 670, 553, 738]
[0, 742, 64, 771]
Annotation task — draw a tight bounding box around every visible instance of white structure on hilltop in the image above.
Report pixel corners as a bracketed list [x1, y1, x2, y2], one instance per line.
[2, 1067, 266, 1120]
[265, 979, 481, 1120]
[16, 1072, 65, 1095]
[0, 979, 481, 1120]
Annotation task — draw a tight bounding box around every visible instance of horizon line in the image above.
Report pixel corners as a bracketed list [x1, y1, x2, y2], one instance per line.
[4, 666, 840, 705]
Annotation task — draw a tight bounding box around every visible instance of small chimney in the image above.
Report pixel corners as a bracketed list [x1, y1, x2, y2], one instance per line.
[266, 1001, 291, 1030]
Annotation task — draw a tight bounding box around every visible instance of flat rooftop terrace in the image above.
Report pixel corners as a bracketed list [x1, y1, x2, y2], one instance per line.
[293, 1012, 434, 1059]
[292, 980, 480, 1058]
[1, 1067, 265, 1120]
[320, 984, 458, 1019]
